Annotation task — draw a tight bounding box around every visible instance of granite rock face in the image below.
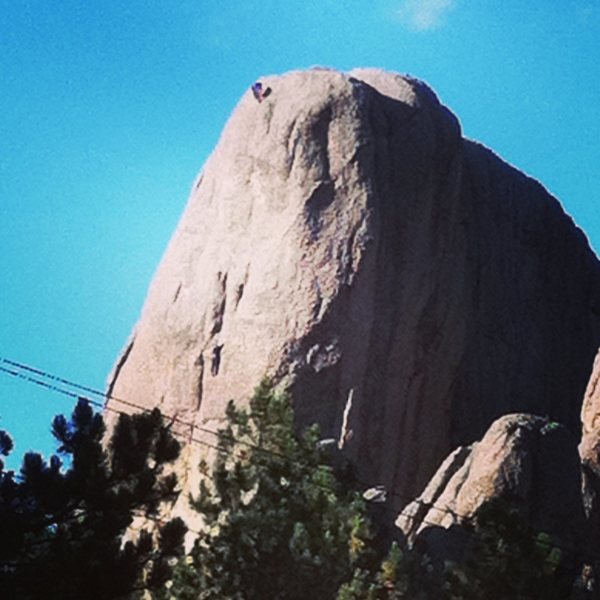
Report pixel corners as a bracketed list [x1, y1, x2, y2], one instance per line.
[581, 349, 600, 475]
[395, 414, 586, 552]
[106, 68, 600, 511]
[580, 348, 600, 591]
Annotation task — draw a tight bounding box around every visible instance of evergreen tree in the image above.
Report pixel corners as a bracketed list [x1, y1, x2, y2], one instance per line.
[337, 541, 444, 600]
[340, 498, 575, 600]
[0, 398, 187, 600]
[442, 499, 573, 600]
[165, 380, 374, 600]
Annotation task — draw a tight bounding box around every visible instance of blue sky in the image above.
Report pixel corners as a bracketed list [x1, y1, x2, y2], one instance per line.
[1, 1, 599, 466]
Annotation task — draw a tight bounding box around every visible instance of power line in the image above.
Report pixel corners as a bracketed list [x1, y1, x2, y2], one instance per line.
[1, 364, 86, 402]
[2, 358, 107, 401]
[0, 357, 592, 564]
[1, 357, 256, 451]
[0, 363, 225, 457]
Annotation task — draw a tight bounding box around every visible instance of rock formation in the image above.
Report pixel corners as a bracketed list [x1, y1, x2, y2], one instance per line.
[582, 349, 600, 475]
[580, 348, 600, 591]
[106, 68, 600, 515]
[396, 414, 586, 553]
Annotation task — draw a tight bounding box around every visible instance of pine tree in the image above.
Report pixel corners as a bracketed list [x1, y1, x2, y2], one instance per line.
[442, 499, 574, 600]
[339, 499, 575, 600]
[337, 541, 443, 600]
[0, 398, 187, 600]
[165, 380, 374, 600]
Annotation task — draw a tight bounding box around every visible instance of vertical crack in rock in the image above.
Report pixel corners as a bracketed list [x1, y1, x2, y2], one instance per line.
[195, 352, 205, 411]
[310, 104, 332, 182]
[338, 388, 354, 450]
[172, 283, 182, 304]
[234, 265, 250, 310]
[234, 283, 244, 309]
[210, 271, 228, 337]
[105, 334, 135, 405]
[285, 118, 300, 177]
[264, 101, 275, 135]
[311, 279, 323, 323]
[304, 181, 335, 241]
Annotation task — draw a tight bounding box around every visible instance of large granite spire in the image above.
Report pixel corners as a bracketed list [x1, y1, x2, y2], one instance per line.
[106, 68, 600, 509]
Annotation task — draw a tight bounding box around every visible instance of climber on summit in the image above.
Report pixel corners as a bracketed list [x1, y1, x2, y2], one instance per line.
[251, 82, 264, 102]
[251, 81, 271, 103]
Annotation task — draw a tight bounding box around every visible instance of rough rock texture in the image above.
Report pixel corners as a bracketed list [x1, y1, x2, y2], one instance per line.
[106, 68, 600, 514]
[580, 348, 600, 590]
[581, 349, 600, 475]
[396, 414, 586, 553]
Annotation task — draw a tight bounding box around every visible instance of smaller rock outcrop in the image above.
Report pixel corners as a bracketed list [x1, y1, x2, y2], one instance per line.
[396, 414, 586, 558]
[581, 349, 600, 476]
[580, 347, 600, 595]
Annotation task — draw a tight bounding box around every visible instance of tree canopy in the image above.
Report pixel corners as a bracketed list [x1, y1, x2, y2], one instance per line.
[0, 399, 186, 600]
[165, 380, 374, 600]
[0, 386, 582, 600]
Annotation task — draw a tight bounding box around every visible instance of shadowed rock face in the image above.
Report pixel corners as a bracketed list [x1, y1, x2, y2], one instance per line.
[106, 68, 600, 511]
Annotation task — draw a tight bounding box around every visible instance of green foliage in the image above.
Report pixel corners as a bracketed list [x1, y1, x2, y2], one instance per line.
[166, 379, 374, 600]
[0, 386, 581, 599]
[0, 429, 13, 471]
[340, 498, 576, 600]
[338, 542, 443, 600]
[442, 499, 574, 600]
[0, 399, 187, 600]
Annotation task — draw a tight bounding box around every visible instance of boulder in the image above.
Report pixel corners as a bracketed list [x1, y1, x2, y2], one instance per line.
[581, 349, 600, 475]
[396, 414, 586, 557]
[580, 348, 600, 596]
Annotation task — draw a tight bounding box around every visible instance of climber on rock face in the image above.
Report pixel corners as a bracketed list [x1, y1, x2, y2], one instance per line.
[211, 343, 224, 376]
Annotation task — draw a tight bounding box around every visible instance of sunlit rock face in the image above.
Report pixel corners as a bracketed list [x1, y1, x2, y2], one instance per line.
[579, 347, 600, 565]
[106, 68, 600, 516]
[581, 349, 600, 474]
